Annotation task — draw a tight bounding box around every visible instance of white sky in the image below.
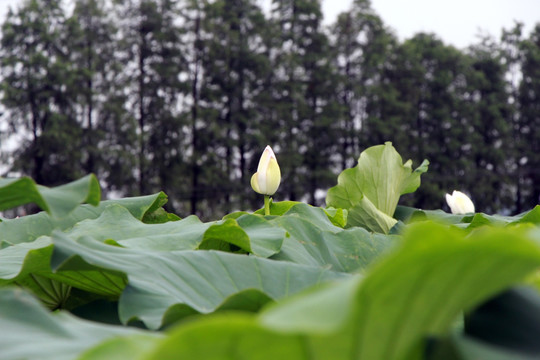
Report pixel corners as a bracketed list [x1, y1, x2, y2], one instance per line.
[0, 0, 539, 48]
[324, 0, 539, 48]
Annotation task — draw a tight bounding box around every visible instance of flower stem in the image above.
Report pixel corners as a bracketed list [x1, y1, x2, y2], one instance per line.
[264, 195, 271, 216]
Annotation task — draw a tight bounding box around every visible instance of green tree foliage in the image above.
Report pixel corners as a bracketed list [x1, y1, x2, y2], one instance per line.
[67, 0, 137, 196]
[0, 0, 83, 184]
[367, 34, 473, 208]
[331, 0, 395, 170]
[175, 0, 209, 216]
[200, 0, 271, 213]
[363, 32, 516, 213]
[113, 0, 186, 199]
[0, 0, 539, 218]
[500, 22, 540, 213]
[268, 0, 340, 205]
[518, 24, 540, 208]
[500, 22, 528, 214]
[465, 40, 513, 213]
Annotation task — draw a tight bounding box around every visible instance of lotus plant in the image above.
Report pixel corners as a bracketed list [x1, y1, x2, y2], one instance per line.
[251, 145, 281, 215]
[445, 190, 475, 215]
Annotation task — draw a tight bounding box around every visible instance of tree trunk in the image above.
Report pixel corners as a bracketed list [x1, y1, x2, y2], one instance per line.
[137, 30, 147, 196]
[190, 10, 202, 214]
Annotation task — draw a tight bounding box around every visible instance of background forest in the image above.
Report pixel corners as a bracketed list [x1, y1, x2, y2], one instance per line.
[0, 0, 539, 220]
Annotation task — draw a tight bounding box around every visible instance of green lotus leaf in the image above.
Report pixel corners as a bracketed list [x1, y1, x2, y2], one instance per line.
[64, 205, 284, 257]
[0, 192, 169, 245]
[142, 313, 307, 360]
[77, 335, 161, 360]
[50, 231, 346, 329]
[270, 203, 398, 273]
[399, 205, 540, 230]
[0, 288, 159, 360]
[260, 222, 540, 360]
[326, 142, 429, 233]
[0, 174, 101, 218]
[0, 234, 125, 304]
[0, 237, 53, 284]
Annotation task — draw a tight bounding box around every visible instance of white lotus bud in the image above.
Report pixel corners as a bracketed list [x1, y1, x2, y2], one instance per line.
[445, 190, 475, 214]
[250, 146, 281, 196]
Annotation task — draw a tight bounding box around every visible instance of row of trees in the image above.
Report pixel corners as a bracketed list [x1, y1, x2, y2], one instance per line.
[0, 0, 539, 219]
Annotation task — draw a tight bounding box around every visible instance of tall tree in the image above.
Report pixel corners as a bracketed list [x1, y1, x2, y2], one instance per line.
[465, 39, 513, 213]
[518, 24, 540, 208]
[331, 0, 395, 170]
[0, 0, 82, 185]
[370, 33, 477, 209]
[67, 0, 137, 195]
[269, 0, 338, 204]
[175, 0, 213, 217]
[201, 0, 272, 212]
[113, 0, 185, 199]
[500, 22, 527, 213]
